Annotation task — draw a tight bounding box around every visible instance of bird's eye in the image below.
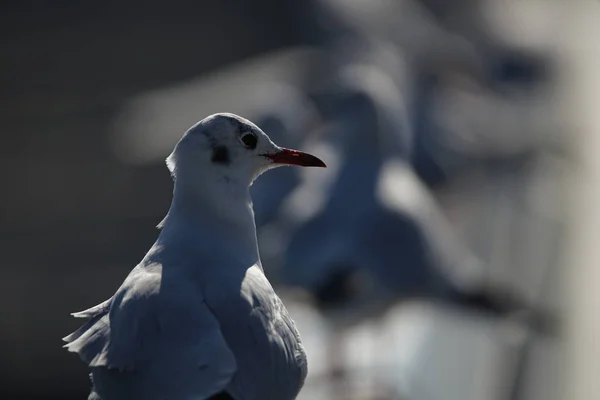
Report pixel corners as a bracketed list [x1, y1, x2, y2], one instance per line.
[240, 132, 258, 149]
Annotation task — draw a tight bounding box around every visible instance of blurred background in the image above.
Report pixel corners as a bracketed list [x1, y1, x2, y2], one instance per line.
[1, 1, 598, 399]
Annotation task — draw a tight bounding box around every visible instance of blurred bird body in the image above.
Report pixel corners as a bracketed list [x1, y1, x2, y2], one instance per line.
[282, 63, 555, 333]
[279, 63, 512, 328]
[63, 113, 326, 400]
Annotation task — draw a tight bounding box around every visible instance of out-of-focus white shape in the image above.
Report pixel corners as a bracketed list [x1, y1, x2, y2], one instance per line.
[377, 160, 430, 222]
[346, 302, 432, 391]
[293, 298, 527, 400]
[480, 0, 561, 52]
[438, 87, 552, 152]
[559, 1, 600, 400]
[397, 304, 525, 400]
[339, 62, 412, 152]
[377, 160, 484, 290]
[317, 0, 476, 64]
[282, 139, 342, 223]
[340, 58, 409, 111]
[110, 47, 322, 165]
[431, 80, 561, 159]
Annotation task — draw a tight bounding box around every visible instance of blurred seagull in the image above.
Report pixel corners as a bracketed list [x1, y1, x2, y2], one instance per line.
[276, 65, 558, 392]
[282, 63, 452, 318]
[63, 113, 326, 400]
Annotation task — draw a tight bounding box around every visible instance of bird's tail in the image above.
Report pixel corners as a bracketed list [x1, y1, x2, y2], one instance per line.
[88, 373, 102, 400]
[88, 390, 102, 400]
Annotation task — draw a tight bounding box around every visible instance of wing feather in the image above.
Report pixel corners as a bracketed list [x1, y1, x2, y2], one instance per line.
[64, 265, 237, 400]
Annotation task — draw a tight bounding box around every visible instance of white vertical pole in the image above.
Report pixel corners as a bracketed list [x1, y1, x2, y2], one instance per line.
[560, 2, 600, 399]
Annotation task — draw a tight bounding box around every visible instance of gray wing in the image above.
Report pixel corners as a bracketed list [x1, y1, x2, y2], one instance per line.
[63, 265, 237, 400]
[206, 265, 308, 400]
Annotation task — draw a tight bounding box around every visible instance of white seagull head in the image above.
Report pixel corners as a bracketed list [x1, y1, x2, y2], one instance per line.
[166, 113, 326, 188]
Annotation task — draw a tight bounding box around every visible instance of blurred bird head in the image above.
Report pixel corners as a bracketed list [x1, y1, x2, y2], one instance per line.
[166, 113, 326, 189]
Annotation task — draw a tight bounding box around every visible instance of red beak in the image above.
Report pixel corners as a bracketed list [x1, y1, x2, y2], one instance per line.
[263, 147, 327, 168]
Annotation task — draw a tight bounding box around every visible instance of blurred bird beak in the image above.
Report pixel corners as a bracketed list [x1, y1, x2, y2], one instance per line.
[263, 147, 327, 168]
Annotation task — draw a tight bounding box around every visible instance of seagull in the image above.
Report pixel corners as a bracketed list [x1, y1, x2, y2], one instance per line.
[63, 113, 326, 400]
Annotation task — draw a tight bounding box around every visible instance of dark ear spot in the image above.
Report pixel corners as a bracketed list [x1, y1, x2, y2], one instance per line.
[211, 145, 230, 165]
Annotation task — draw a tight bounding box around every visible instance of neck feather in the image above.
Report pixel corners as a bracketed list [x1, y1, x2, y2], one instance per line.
[155, 173, 260, 267]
